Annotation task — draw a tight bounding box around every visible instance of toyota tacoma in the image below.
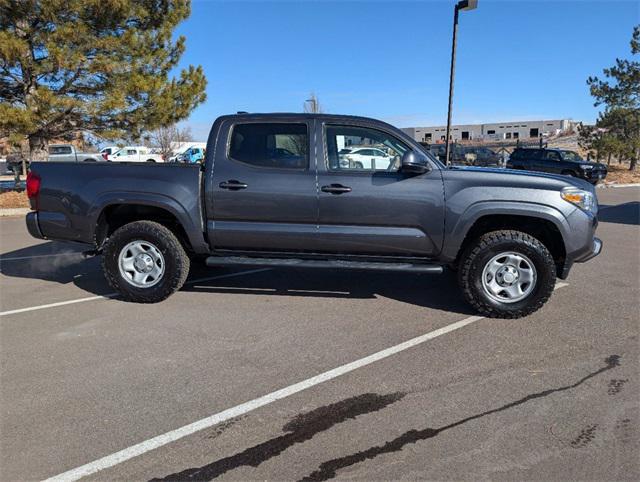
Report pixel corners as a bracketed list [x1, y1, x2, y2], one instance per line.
[25, 113, 602, 318]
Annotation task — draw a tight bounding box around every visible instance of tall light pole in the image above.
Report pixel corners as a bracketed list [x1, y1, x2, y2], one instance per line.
[444, 0, 477, 166]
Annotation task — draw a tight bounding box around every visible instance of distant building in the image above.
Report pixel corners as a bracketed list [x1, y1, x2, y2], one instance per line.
[401, 119, 580, 143]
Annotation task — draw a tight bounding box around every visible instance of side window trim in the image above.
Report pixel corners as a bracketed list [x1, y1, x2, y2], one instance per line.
[226, 121, 310, 171]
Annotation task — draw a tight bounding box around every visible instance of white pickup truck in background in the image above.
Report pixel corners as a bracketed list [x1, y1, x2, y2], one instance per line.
[110, 146, 164, 163]
[47, 144, 103, 162]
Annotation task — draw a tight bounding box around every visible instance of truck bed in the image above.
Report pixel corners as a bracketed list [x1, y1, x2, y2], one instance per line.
[27, 162, 203, 247]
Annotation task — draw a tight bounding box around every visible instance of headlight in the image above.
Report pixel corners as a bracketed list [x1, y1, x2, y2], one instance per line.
[579, 164, 594, 170]
[561, 187, 596, 213]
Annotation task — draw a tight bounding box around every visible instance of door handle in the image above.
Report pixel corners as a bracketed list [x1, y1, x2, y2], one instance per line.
[219, 180, 248, 190]
[321, 184, 352, 194]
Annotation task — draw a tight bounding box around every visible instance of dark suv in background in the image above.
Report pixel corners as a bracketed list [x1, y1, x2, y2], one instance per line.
[507, 148, 607, 184]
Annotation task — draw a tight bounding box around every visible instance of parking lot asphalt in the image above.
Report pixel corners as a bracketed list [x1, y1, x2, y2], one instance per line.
[1, 187, 638, 481]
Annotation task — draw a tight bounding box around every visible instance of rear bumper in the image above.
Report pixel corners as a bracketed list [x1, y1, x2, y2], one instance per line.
[25, 211, 45, 240]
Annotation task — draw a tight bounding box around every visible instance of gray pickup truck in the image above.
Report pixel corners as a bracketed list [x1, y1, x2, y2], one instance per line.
[47, 144, 104, 163]
[25, 113, 602, 318]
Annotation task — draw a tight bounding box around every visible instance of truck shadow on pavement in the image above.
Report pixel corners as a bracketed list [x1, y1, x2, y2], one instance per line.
[152, 355, 621, 482]
[598, 202, 640, 226]
[1, 241, 474, 315]
[0, 242, 113, 295]
[184, 265, 475, 315]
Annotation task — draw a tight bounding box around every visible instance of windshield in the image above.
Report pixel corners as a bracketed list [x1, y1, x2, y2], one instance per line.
[561, 150, 584, 162]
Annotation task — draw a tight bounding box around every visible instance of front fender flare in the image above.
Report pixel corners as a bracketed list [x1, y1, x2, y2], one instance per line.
[441, 200, 571, 261]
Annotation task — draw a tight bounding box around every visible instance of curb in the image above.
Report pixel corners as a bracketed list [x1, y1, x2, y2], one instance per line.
[0, 208, 30, 217]
[596, 183, 640, 189]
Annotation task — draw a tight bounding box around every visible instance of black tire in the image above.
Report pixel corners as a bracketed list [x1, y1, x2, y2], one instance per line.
[102, 220, 190, 303]
[354, 161, 364, 169]
[146, 159, 156, 163]
[458, 230, 556, 318]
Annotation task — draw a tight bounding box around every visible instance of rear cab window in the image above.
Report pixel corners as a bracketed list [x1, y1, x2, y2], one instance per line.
[228, 123, 308, 169]
[48, 146, 72, 155]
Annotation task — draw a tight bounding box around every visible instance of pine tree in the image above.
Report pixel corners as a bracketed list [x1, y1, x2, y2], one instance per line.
[0, 0, 207, 161]
[587, 25, 640, 170]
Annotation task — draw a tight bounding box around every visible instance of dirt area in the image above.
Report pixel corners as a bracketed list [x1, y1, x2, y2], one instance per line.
[0, 191, 29, 209]
[603, 164, 640, 185]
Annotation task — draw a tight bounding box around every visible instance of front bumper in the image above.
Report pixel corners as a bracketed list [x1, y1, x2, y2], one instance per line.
[584, 169, 607, 182]
[559, 236, 602, 279]
[575, 237, 603, 263]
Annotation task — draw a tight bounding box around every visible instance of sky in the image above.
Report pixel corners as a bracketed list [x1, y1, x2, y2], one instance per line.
[173, 0, 639, 140]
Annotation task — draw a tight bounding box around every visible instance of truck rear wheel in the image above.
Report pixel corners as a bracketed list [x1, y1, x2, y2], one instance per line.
[102, 221, 190, 303]
[458, 230, 556, 318]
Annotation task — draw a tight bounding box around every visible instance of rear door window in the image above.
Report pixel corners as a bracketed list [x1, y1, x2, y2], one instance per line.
[545, 151, 561, 161]
[229, 123, 308, 169]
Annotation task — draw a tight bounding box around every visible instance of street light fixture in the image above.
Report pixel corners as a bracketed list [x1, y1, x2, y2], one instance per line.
[444, 0, 477, 167]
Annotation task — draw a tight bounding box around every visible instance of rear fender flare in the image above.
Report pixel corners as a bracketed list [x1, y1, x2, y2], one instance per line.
[88, 192, 209, 253]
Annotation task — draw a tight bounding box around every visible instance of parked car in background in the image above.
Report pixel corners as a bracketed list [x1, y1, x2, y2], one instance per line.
[169, 142, 207, 162]
[507, 148, 607, 184]
[48, 144, 103, 163]
[425, 144, 501, 167]
[338, 146, 397, 170]
[180, 146, 206, 164]
[425, 144, 467, 165]
[110, 146, 163, 163]
[466, 146, 502, 167]
[100, 146, 120, 161]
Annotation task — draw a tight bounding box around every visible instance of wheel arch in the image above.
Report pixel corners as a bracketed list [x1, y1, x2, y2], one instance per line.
[448, 204, 569, 277]
[90, 193, 208, 254]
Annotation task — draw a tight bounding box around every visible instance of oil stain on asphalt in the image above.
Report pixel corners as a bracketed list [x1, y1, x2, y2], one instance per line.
[570, 425, 598, 448]
[299, 355, 622, 481]
[150, 392, 406, 481]
[607, 379, 628, 395]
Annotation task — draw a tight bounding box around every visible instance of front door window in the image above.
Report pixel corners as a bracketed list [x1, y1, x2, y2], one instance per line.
[326, 125, 408, 172]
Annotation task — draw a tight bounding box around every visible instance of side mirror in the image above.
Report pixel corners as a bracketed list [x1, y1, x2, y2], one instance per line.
[401, 151, 431, 175]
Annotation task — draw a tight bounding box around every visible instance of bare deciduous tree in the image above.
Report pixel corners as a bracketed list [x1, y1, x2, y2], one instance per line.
[148, 125, 193, 160]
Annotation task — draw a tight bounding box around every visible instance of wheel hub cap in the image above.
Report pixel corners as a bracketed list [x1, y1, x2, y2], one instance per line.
[134, 254, 154, 273]
[497, 265, 519, 285]
[481, 251, 537, 304]
[118, 241, 165, 288]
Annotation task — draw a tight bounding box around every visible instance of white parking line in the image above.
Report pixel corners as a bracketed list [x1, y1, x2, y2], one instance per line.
[0, 268, 271, 317]
[0, 294, 118, 316]
[45, 282, 568, 481]
[0, 252, 85, 262]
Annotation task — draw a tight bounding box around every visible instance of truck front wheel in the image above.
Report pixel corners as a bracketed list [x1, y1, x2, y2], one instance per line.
[102, 221, 190, 303]
[458, 230, 556, 318]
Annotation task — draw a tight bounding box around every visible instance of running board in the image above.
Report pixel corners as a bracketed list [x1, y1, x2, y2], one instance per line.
[205, 256, 444, 273]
